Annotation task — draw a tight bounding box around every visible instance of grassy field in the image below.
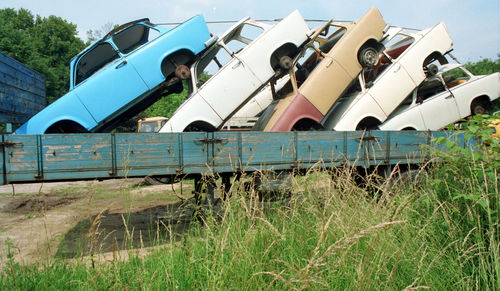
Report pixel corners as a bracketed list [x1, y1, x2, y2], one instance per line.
[1, 119, 498, 290]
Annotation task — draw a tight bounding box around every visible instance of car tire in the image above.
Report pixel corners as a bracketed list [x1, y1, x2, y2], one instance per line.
[175, 65, 191, 80]
[279, 56, 293, 70]
[472, 103, 486, 115]
[358, 47, 379, 68]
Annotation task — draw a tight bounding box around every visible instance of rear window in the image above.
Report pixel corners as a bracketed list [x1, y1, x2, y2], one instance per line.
[113, 24, 160, 54]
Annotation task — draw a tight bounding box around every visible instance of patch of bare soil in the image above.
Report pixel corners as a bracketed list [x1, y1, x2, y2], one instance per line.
[0, 195, 79, 214]
[56, 199, 221, 258]
[0, 179, 195, 267]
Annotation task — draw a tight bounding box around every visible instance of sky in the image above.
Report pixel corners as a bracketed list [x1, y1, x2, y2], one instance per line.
[1, 0, 499, 63]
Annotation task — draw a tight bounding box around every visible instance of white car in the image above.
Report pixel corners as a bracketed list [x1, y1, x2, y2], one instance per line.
[221, 75, 291, 129]
[379, 61, 500, 130]
[160, 11, 311, 132]
[323, 23, 453, 131]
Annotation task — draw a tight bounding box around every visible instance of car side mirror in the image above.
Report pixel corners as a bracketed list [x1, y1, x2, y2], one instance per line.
[417, 96, 423, 104]
[365, 81, 374, 89]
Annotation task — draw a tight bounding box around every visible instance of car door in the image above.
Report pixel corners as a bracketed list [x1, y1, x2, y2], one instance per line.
[198, 43, 261, 121]
[417, 78, 460, 130]
[367, 61, 415, 116]
[73, 42, 149, 124]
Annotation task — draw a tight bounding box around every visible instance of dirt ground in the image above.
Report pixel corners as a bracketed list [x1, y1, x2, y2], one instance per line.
[0, 178, 200, 267]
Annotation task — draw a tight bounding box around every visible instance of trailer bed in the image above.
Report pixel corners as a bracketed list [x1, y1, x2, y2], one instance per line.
[0, 131, 467, 185]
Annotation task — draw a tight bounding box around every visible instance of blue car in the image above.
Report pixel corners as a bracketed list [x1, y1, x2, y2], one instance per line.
[16, 15, 213, 134]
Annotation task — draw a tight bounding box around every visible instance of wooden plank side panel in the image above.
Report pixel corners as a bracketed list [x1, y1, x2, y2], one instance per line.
[240, 132, 295, 171]
[364, 131, 390, 167]
[343, 131, 367, 166]
[296, 131, 345, 168]
[212, 132, 240, 173]
[114, 133, 181, 177]
[180, 132, 210, 174]
[387, 131, 430, 165]
[41, 134, 112, 180]
[3, 135, 39, 182]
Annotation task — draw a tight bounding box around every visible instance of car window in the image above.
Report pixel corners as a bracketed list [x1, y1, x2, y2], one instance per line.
[75, 42, 120, 86]
[384, 34, 414, 60]
[363, 33, 415, 84]
[140, 122, 159, 133]
[224, 23, 264, 54]
[317, 26, 347, 53]
[442, 67, 471, 88]
[113, 24, 160, 54]
[417, 78, 446, 101]
[192, 45, 232, 90]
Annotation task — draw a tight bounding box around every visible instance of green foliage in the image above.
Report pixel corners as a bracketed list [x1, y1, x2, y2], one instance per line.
[465, 56, 500, 75]
[144, 82, 189, 118]
[0, 8, 85, 103]
[431, 114, 499, 223]
[427, 114, 499, 288]
[144, 72, 212, 118]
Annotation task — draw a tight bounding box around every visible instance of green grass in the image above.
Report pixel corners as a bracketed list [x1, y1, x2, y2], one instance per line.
[1, 121, 498, 290]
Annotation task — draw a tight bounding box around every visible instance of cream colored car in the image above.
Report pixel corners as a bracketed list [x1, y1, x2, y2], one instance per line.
[324, 22, 453, 131]
[254, 7, 387, 132]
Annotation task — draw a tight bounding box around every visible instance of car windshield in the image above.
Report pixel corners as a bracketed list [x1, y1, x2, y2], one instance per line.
[140, 121, 160, 132]
[75, 42, 120, 86]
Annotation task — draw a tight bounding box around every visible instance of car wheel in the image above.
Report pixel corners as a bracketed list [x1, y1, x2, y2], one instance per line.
[279, 56, 293, 70]
[472, 103, 486, 115]
[358, 47, 379, 68]
[175, 65, 191, 80]
[143, 175, 177, 185]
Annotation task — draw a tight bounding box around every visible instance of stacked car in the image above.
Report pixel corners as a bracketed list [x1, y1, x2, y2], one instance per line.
[15, 7, 500, 135]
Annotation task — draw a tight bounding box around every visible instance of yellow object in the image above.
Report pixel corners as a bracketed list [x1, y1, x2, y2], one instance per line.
[488, 119, 500, 139]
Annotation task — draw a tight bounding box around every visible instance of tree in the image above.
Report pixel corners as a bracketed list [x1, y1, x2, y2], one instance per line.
[465, 56, 500, 76]
[0, 8, 85, 103]
[86, 22, 115, 44]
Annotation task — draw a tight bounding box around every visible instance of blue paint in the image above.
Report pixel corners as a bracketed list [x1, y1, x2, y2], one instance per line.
[15, 16, 211, 135]
[0, 130, 470, 185]
[0, 52, 46, 124]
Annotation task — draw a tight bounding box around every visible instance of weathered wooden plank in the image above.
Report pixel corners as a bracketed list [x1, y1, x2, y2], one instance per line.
[41, 134, 112, 173]
[179, 132, 210, 174]
[114, 133, 181, 177]
[212, 131, 240, 172]
[3, 135, 39, 182]
[240, 132, 295, 171]
[296, 131, 345, 168]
